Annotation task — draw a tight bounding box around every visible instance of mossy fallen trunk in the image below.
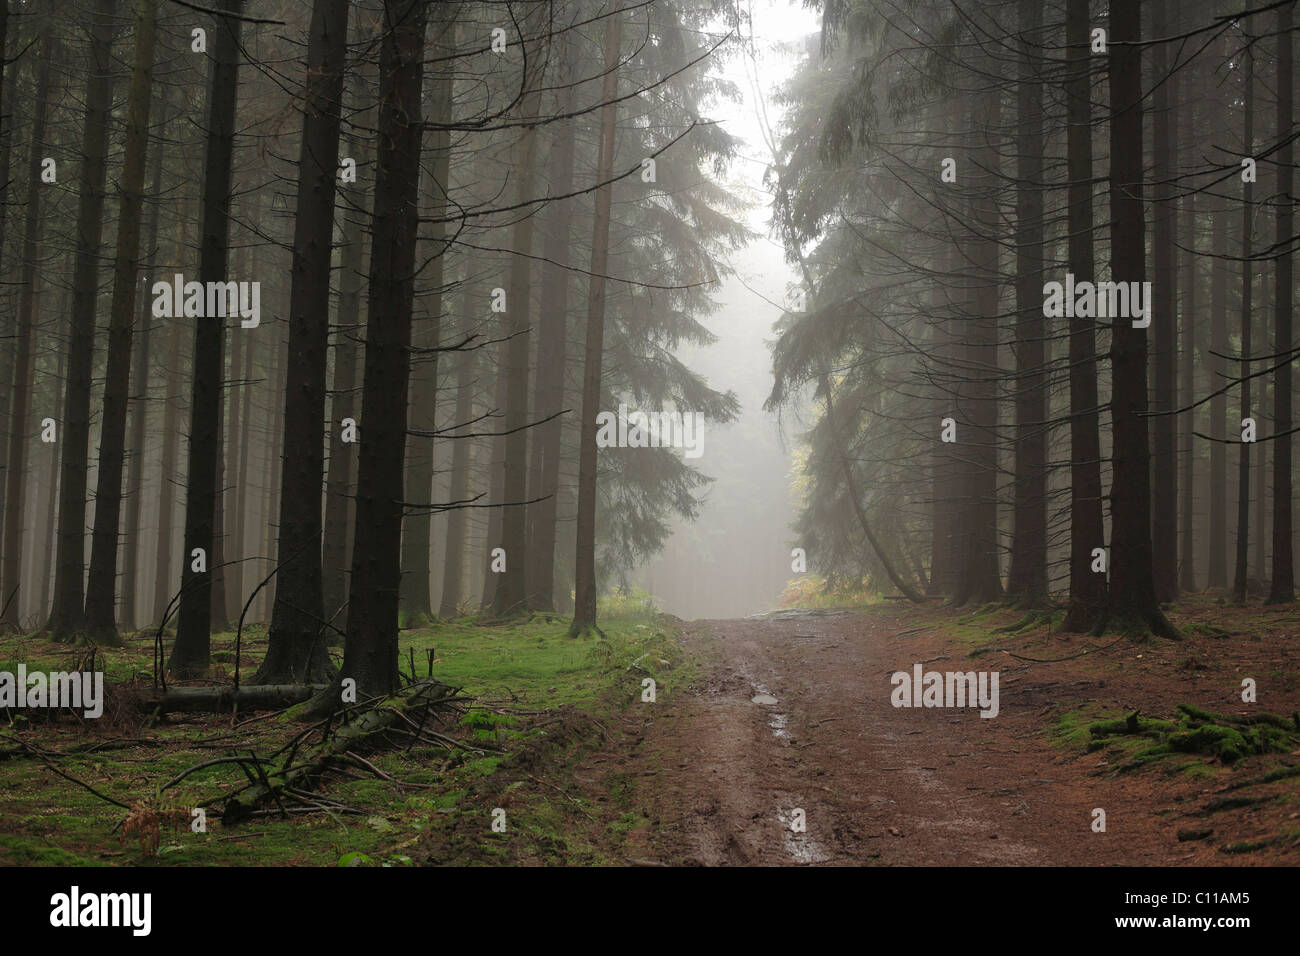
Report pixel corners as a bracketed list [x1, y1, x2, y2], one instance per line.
[142, 684, 326, 715]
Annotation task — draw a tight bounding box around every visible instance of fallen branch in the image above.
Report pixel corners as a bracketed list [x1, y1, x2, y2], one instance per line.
[218, 679, 465, 824]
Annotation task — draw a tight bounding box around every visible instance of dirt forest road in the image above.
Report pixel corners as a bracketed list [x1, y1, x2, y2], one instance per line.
[597, 606, 1234, 866]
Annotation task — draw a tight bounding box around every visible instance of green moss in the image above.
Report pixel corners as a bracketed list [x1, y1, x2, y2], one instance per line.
[1088, 714, 1179, 737]
[0, 604, 683, 866]
[0, 835, 104, 866]
[1078, 699, 1300, 772]
[1174, 760, 1220, 781]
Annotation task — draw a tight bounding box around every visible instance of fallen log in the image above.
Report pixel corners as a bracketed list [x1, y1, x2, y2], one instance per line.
[142, 684, 327, 715]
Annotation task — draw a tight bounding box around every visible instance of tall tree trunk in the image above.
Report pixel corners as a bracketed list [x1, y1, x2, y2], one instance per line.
[0, 1, 14, 549]
[321, 150, 367, 633]
[439, 318, 477, 618]
[479, 344, 509, 609]
[1006, 0, 1047, 604]
[39, 348, 67, 620]
[48, 0, 115, 641]
[952, 79, 1002, 607]
[210, 364, 230, 632]
[255, 0, 350, 684]
[221, 318, 245, 623]
[152, 282, 186, 624]
[493, 3, 548, 618]
[569, 8, 623, 637]
[84, 0, 158, 644]
[1178, 97, 1197, 594]
[1150, 0, 1179, 603]
[171, 0, 244, 677]
[260, 334, 285, 621]
[224, 265, 252, 624]
[0, 34, 52, 629]
[122, 72, 169, 631]
[328, 0, 426, 703]
[222, 198, 256, 628]
[1105, 0, 1176, 636]
[1061, 0, 1106, 631]
[229, 215, 255, 623]
[1267, 1, 1294, 604]
[398, 32, 453, 628]
[526, 41, 577, 613]
[1208, 103, 1229, 589]
[929, 243, 961, 596]
[1232, 46, 1254, 606]
[1253, 302, 1268, 580]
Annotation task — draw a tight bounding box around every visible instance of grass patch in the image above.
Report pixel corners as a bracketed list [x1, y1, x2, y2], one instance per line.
[0, 603, 685, 867]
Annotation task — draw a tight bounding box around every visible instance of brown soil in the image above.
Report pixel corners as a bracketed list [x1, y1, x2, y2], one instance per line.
[571, 602, 1300, 865]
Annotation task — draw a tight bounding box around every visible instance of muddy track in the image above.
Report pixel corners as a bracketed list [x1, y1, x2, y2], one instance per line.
[606, 608, 1208, 866]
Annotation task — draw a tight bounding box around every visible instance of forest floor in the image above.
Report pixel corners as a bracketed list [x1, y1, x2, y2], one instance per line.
[418, 595, 1300, 865]
[0, 594, 1297, 865]
[577, 598, 1300, 865]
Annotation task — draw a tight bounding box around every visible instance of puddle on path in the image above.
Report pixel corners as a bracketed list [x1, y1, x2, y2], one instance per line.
[775, 807, 833, 864]
[750, 683, 789, 738]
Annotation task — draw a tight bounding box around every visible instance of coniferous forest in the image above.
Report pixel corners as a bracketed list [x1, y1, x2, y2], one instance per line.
[0, 0, 1296, 918]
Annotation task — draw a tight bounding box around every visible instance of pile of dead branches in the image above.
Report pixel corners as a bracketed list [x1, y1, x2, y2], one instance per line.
[162, 678, 477, 825]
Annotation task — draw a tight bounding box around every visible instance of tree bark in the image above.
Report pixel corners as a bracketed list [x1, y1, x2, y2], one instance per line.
[398, 27, 453, 628]
[83, 0, 158, 645]
[929, 243, 961, 597]
[210, 362, 230, 632]
[328, 0, 427, 703]
[226, 242, 255, 625]
[322, 133, 369, 632]
[569, 8, 623, 637]
[1208, 94, 1229, 589]
[171, 0, 245, 677]
[142, 684, 327, 715]
[438, 319, 477, 618]
[48, 0, 116, 641]
[1105, 0, 1176, 636]
[1150, 0, 1179, 604]
[1232, 45, 1254, 605]
[1267, 1, 1294, 604]
[479, 343, 509, 610]
[152, 272, 187, 624]
[260, 334, 285, 621]
[0, 1, 14, 552]
[39, 349, 67, 620]
[256, 0, 351, 685]
[526, 40, 578, 613]
[0, 34, 53, 630]
[122, 68, 169, 631]
[1061, 0, 1106, 631]
[1178, 96, 1197, 594]
[493, 3, 548, 619]
[953, 80, 1002, 607]
[1006, 0, 1047, 604]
